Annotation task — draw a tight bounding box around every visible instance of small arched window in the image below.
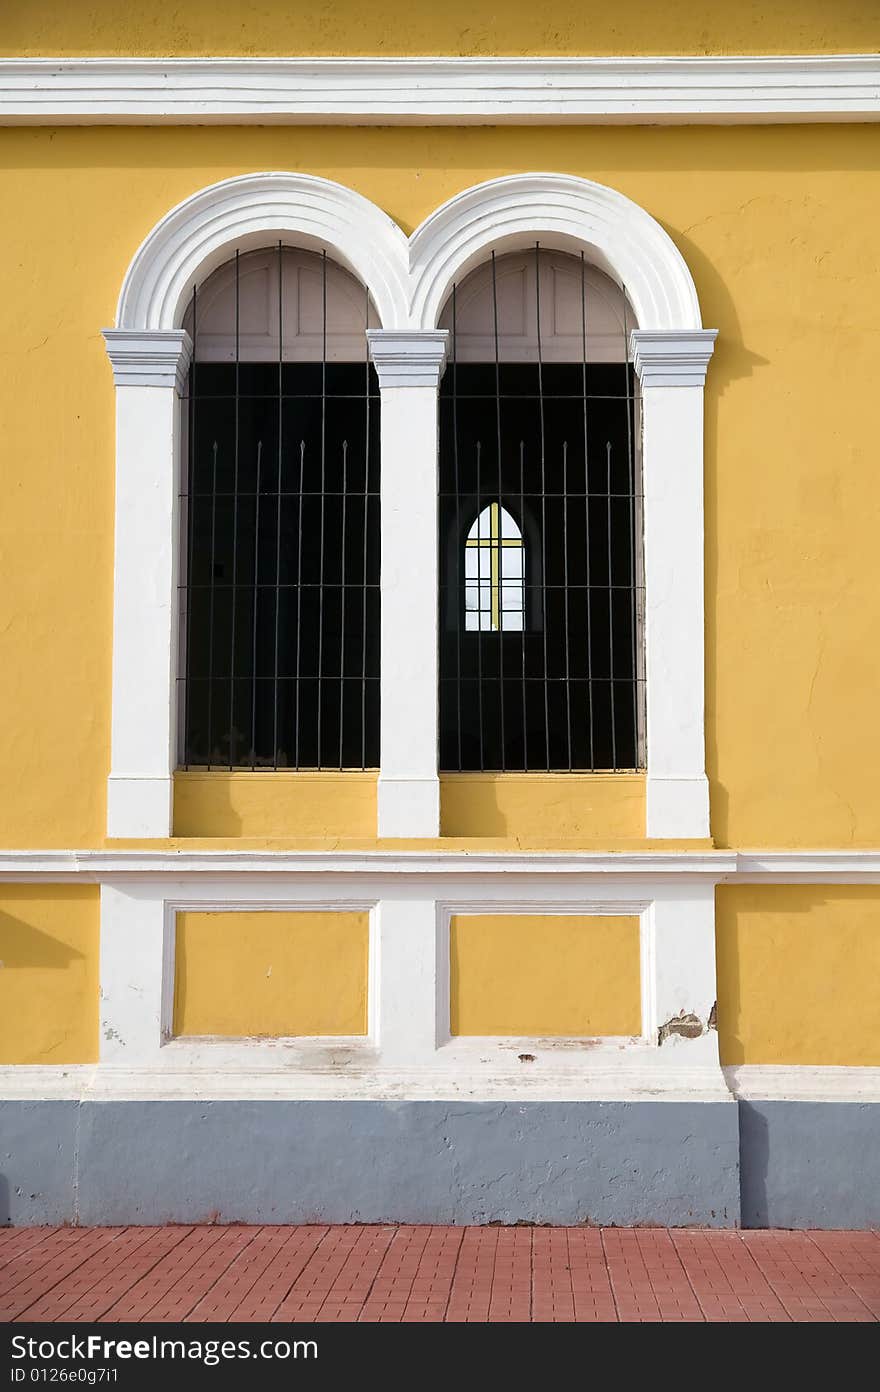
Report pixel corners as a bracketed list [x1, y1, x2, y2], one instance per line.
[464, 502, 524, 632]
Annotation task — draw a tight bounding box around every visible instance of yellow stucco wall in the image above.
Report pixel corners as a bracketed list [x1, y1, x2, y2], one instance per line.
[716, 886, 880, 1066]
[173, 909, 370, 1036]
[1, 2, 877, 56]
[0, 124, 878, 848]
[0, 886, 99, 1063]
[173, 771, 378, 838]
[450, 914, 641, 1036]
[440, 774, 645, 841]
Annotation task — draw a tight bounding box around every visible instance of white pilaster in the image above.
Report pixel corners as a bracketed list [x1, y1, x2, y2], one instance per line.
[375, 897, 441, 1064]
[643, 882, 720, 1065]
[631, 329, 717, 840]
[103, 329, 192, 838]
[367, 330, 449, 838]
[99, 883, 172, 1063]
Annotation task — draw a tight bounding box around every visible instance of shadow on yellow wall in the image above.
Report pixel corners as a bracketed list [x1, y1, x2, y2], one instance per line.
[716, 884, 880, 1066]
[0, 886, 99, 1063]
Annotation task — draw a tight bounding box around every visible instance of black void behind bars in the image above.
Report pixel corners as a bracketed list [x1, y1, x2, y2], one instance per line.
[439, 247, 645, 772]
[179, 247, 381, 770]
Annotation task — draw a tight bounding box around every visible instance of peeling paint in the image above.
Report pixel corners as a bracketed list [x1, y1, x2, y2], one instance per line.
[658, 1012, 705, 1045]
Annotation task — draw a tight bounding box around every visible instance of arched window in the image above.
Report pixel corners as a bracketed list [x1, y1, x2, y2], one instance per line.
[464, 502, 524, 632]
[179, 246, 380, 771]
[438, 246, 645, 773]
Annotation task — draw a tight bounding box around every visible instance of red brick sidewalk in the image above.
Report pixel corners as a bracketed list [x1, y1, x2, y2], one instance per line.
[1, 1226, 878, 1323]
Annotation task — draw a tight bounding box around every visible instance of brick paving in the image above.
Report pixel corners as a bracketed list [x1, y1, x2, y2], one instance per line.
[0, 1226, 877, 1323]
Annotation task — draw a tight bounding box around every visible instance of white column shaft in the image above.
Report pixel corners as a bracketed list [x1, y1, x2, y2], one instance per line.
[103, 329, 192, 839]
[632, 329, 716, 840]
[368, 330, 448, 838]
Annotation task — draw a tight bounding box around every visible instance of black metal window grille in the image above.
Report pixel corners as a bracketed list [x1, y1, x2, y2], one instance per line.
[439, 245, 645, 772]
[179, 245, 380, 770]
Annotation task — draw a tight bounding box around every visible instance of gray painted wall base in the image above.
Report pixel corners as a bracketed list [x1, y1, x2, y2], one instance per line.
[1, 1100, 738, 1227]
[739, 1101, 880, 1229]
[1, 1098, 877, 1228]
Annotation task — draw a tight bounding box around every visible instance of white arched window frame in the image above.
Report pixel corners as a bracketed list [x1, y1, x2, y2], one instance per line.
[103, 171, 716, 841]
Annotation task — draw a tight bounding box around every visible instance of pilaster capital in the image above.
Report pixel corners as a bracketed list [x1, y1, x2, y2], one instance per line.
[630, 329, 718, 388]
[366, 329, 449, 389]
[103, 329, 193, 392]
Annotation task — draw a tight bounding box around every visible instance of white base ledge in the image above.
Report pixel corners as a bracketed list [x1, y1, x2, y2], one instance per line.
[646, 775, 710, 839]
[106, 775, 172, 839]
[2, 1064, 877, 1105]
[377, 776, 440, 838]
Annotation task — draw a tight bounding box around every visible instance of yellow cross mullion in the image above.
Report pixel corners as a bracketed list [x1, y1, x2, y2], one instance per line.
[465, 501, 523, 631]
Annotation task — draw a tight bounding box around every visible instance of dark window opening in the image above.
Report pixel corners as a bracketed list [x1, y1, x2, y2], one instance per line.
[179, 247, 380, 770]
[438, 248, 645, 772]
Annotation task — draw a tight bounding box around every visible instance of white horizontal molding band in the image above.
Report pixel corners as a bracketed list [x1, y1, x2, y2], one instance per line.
[0, 849, 735, 879]
[724, 1065, 880, 1103]
[4, 848, 880, 881]
[1, 55, 878, 126]
[1, 1064, 877, 1103]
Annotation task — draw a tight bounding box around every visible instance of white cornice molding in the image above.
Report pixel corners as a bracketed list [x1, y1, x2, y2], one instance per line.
[366, 329, 449, 387]
[102, 328, 193, 390]
[3, 847, 880, 881]
[631, 329, 718, 387]
[0, 55, 878, 126]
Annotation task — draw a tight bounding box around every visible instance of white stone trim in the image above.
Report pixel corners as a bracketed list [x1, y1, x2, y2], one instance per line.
[407, 173, 702, 334]
[115, 171, 410, 335]
[104, 332, 192, 837]
[2, 1064, 875, 1105]
[92, 870, 725, 1096]
[0, 1064, 732, 1104]
[724, 1066, 880, 1103]
[366, 329, 448, 387]
[0, 848, 736, 879]
[631, 329, 717, 387]
[102, 328, 192, 390]
[632, 330, 717, 839]
[8, 847, 880, 881]
[1, 55, 878, 126]
[105, 170, 715, 840]
[368, 329, 449, 836]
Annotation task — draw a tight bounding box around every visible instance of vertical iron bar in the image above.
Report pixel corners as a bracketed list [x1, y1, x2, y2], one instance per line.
[607, 438, 617, 768]
[183, 281, 197, 768]
[361, 283, 370, 770]
[316, 250, 327, 767]
[622, 283, 639, 769]
[562, 440, 573, 770]
[535, 243, 550, 770]
[293, 439, 305, 770]
[581, 251, 595, 771]
[451, 282, 463, 771]
[475, 439, 484, 770]
[228, 251, 240, 768]
[272, 243, 283, 767]
[339, 440, 348, 769]
[491, 251, 506, 770]
[519, 438, 527, 770]
[250, 440, 262, 768]
[205, 439, 218, 769]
